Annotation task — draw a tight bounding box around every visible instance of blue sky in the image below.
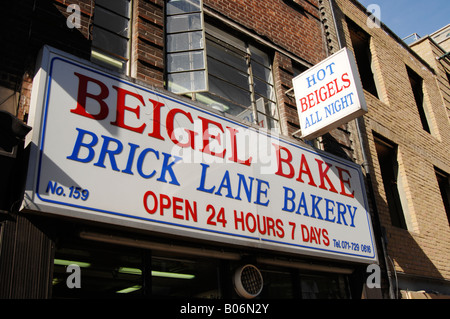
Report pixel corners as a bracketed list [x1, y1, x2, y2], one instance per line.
[357, 0, 449, 40]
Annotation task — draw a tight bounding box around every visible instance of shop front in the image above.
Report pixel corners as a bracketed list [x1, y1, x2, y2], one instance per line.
[21, 46, 378, 299]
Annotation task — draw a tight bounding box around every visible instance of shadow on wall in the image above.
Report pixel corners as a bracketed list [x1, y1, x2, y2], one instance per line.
[356, 114, 446, 297]
[0, 0, 91, 92]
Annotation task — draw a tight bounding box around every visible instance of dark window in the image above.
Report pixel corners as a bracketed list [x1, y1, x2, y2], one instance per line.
[374, 134, 407, 229]
[91, 0, 131, 72]
[406, 66, 431, 133]
[346, 18, 379, 98]
[435, 167, 450, 226]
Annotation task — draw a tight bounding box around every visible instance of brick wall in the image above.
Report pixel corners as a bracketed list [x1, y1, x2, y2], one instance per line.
[332, 0, 450, 283]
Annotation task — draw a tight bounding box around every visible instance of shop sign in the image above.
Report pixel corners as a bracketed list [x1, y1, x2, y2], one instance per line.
[292, 48, 367, 140]
[23, 47, 377, 264]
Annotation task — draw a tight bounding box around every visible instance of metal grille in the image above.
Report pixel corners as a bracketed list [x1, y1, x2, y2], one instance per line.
[240, 265, 263, 295]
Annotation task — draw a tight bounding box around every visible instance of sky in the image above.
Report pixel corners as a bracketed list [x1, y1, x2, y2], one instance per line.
[357, 0, 449, 41]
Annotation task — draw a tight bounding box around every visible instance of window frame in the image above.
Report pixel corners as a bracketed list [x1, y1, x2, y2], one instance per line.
[91, 0, 132, 74]
[165, 9, 281, 132]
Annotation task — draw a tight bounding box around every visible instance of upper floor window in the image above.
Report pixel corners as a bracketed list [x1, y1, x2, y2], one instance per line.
[91, 0, 131, 73]
[374, 134, 408, 229]
[435, 167, 450, 226]
[406, 66, 431, 134]
[346, 18, 379, 99]
[165, 1, 280, 132]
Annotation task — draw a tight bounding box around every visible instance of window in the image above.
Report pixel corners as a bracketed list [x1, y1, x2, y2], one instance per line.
[374, 134, 407, 229]
[165, 3, 280, 132]
[166, 0, 207, 93]
[406, 66, 431, 133]
[91, 0, 131, 73]
[346, 18, 379, 98]
[435, 167, 450, 226]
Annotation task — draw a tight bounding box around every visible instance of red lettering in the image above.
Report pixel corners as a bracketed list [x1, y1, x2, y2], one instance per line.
[172, 196, 184, 219]
[147, 98, 165, 140]
[296, 154, 317, 187]
[326, 81, 336, 98]
[199, 116, 225, 158]
[110, 86, 146, 133]
[336, 166, 355, 198]
[71, 72, 109, 120]
[322, 229, 330, 246]
[273, 144, 295, 178]
[315, 159, 338, 193]
[166, 108, 196, 149]
[160, 193, 171, 216]
[300, 97, 309, 112]
[300, 225, 329, 246]
[276, 219, 285, 238]
[226, 127, 252, 166]
[143, 190, 157, 214]
[342, 72, 351, 88]
[301, 224, 309, 242]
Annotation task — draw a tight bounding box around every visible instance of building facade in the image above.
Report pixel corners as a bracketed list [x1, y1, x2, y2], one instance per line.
[320, 0, 450, 298]
[0, 0, 448, 300]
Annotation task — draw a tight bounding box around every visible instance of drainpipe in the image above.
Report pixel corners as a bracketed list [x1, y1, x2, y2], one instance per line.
[327, 0, 395, 299]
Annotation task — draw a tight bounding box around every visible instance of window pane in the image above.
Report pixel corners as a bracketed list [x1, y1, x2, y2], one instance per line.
[209, 75, 252, 108]
[96, 0, 130, 17]
[168, 70, 207, 93]
[252, 61, 273, 84]
[94, 7, 129, 37]
[208, 57, 249, 89]
[256, 97, 278, 118]
[207, 40, 247, 72]
[167, 32, 204, 52]
[167, 0, 201, 15]
[250, 45, 271, 68]
[92, 28, 128, 58]
[196, 92, 248, 116]
[167, 51, 205, 72]
[254, 78, 275, 100]
[167, 13, 202, 33]
[257, 112, 280, 131]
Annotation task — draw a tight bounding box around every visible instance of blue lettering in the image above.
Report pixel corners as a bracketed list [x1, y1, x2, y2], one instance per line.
[197, 163, 215, 193]
[254, 179, 270, 207]
[137, 148, 159, 179]
[296, 192, 309, 216]
[122, 143, 140, 175]
[67, 128, 98, 163]
[282, 187, 296, 212]
[324, 198, 336, 223]
[94, 135, 123, 171]
[310, 195, 323, 220]
[215, 170, 234, 199]
[156, 152, 181, 185]
[336, 202, 348, 226]
[235, 174, 254, 202]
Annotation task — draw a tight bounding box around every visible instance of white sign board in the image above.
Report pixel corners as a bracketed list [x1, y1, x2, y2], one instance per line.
[23, 47, 377, 264]
[292, 48, 367, 140]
